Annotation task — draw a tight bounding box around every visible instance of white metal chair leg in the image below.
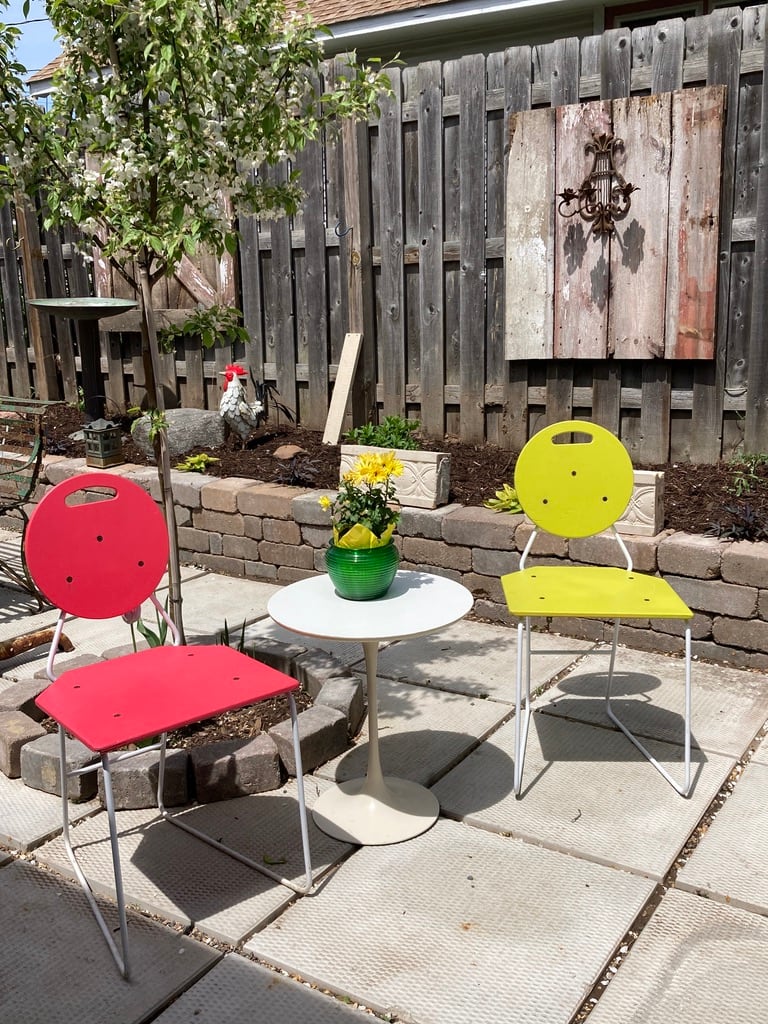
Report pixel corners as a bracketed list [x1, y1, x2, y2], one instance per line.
[605, 621, 693, 797]
[160, 694, 314, 894]
[57, 727, 130, 979]
[514, 618, 533, 796]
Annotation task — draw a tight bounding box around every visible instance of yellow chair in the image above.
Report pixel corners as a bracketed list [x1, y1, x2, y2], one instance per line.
[501, 420, 693, 797]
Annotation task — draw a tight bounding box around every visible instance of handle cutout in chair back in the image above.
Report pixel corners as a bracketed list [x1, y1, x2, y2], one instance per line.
[25, 472, 170, 618]
[514, 420, 634, 538]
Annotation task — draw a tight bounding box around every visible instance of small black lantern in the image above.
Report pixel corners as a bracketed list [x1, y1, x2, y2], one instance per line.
[83, 418, 124, 468]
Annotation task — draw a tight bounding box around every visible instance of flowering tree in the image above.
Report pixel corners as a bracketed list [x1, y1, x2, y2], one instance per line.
[0, 0, 390, 633]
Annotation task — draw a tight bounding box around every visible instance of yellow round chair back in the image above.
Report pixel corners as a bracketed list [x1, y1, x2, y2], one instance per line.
[514, 420, 634, 539]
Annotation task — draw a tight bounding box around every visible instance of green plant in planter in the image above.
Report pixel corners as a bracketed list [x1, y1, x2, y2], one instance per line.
[219, 619, 247, 652]
[728, 452, 768, 498]
[483, 483, 523, 514]
[176, 453, 220, 473]
[344, 415, 421, 450]
[124, 601, 170, 651]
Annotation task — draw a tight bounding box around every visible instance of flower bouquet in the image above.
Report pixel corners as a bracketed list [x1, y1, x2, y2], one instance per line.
[320, 450, 403, 548]
[320, 451, 403, 598]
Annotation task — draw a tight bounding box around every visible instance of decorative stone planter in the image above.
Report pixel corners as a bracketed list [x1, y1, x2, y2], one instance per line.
[617, 470, 665, 536]
[340, 444, 451, 509]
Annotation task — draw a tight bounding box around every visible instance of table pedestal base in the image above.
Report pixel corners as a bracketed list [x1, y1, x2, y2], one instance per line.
[312, 776, 439, 845]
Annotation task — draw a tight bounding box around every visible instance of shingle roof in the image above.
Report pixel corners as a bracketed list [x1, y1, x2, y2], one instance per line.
[309, 0, 453, 23]
[26, 55, 63, 84]
[25, 0, 452, 86]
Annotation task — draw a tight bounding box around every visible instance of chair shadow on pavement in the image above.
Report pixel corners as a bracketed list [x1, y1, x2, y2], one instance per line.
[522, 668, 707, 798]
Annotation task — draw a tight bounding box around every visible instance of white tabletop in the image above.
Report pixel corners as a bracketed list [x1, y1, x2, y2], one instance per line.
[267, 570, 474, 644]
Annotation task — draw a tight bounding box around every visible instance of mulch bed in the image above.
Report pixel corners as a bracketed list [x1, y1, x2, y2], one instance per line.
[37, 402, 768, 747]
[43, 401, 768, 539]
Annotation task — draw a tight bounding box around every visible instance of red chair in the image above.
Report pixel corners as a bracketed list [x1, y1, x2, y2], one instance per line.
[26, 472, 312, 979]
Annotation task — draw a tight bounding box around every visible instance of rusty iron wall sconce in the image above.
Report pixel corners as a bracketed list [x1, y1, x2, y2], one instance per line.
[557, 132, 638, 237]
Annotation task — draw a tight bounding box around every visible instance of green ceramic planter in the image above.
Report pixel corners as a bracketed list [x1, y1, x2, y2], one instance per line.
[324, 542, 400, 600]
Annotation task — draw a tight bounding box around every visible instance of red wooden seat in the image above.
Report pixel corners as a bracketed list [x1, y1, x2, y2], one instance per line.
[26, 473, 312, 979]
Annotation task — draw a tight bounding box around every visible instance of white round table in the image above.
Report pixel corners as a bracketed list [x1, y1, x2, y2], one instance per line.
[267, 570, 474, 845]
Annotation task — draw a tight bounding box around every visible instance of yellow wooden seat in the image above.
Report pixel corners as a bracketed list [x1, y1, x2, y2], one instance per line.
[501, 420, 693, 797]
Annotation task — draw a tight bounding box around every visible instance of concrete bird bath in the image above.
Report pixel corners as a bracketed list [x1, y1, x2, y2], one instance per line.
[29, 297, 137, 420]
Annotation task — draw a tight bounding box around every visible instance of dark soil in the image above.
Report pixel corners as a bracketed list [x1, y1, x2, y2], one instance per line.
[42, 402, 768, 540]
[38, 402, 768, 747]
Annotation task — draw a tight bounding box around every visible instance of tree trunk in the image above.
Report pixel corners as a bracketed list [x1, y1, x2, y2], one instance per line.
[138, 263, 186, 641]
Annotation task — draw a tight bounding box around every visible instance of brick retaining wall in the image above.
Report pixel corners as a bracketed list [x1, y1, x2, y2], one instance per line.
[35, 457, 768, 672]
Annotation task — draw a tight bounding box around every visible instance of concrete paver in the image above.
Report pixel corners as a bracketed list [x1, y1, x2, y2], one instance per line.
[0, 859, 219, 1024]
[247, 817, 656, 1024]
[0, 771, 99, 850]
[315, 677, 512, 786]
[154, 953, 379, 1023]
[535, 647, 768, 758]
[586, 888, 768, 1024]
[677, 757, 768, 913]
[33, 778, 351, 944]
[372, 618, 594, 701]
[751, 729, 768, 765]
[172, 573, 281, 637]
[3, 546, 768, 1024]
[434, 713, 734, 880]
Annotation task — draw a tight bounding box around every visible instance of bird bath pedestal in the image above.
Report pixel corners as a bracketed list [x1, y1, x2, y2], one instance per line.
[28, 297, 137, 420]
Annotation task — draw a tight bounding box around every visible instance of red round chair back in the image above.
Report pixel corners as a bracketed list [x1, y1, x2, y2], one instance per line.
[25, 473, 169, 619]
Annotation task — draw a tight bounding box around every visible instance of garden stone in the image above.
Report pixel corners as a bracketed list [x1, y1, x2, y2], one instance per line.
[0, 677, 49, 721]
[97, 748, 190, 810]
[131, 408, 226, 461]
[316, 676, 366, 735]
[0, 711, 46, 778]
[293, 649, 356, 700]
[269, 705, 348, 775]
[189, 733, 281, 802]
[21, 732, 98, 801]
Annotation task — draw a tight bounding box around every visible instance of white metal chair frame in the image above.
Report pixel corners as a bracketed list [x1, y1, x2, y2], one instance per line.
[46, 598, 313, 981]
[28, 474, 313, 980]
[512, 524, 692, 798]
[502, 420, 693, 800]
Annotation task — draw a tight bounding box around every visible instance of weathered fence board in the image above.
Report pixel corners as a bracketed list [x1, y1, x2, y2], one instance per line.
[554, 100, 612, 359]
[417, 61, 445, 439]
[610, 94, 670, 360]
[505, 107, 555, 360]
[377, 71, 406, 422]
[747, 23, 768, 451]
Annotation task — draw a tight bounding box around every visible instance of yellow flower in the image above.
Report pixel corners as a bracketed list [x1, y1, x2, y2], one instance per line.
[318, 495, 332, 510]
[325, 450, 403, 549]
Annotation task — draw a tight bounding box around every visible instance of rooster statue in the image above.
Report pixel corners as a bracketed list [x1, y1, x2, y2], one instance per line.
[219, 363, 293, 447]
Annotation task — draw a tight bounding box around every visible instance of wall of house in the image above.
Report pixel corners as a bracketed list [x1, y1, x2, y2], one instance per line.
[34, 455, 768, 673]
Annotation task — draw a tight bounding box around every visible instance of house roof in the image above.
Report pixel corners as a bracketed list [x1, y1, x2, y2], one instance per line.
[309, 0, 455, 25]
[26, 55, 63, 85]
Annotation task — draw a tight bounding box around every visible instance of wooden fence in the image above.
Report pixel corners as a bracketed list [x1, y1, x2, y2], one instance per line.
[1, 5, 767, 464]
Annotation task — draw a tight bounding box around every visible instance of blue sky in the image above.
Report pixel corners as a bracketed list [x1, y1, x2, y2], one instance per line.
[4, 0, 59, 74]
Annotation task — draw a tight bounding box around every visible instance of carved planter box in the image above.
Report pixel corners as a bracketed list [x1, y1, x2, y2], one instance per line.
[617, 470, 665, 536]
[339, 444, 451, 510]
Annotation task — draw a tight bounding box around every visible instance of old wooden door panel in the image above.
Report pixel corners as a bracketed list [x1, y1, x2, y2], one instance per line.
[610, 92, 671, 358]
[504, 85, 723, 365]
[554, 100, 612, 358]
[504, 106, 555, 360]
[665, 84, 726, 359]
